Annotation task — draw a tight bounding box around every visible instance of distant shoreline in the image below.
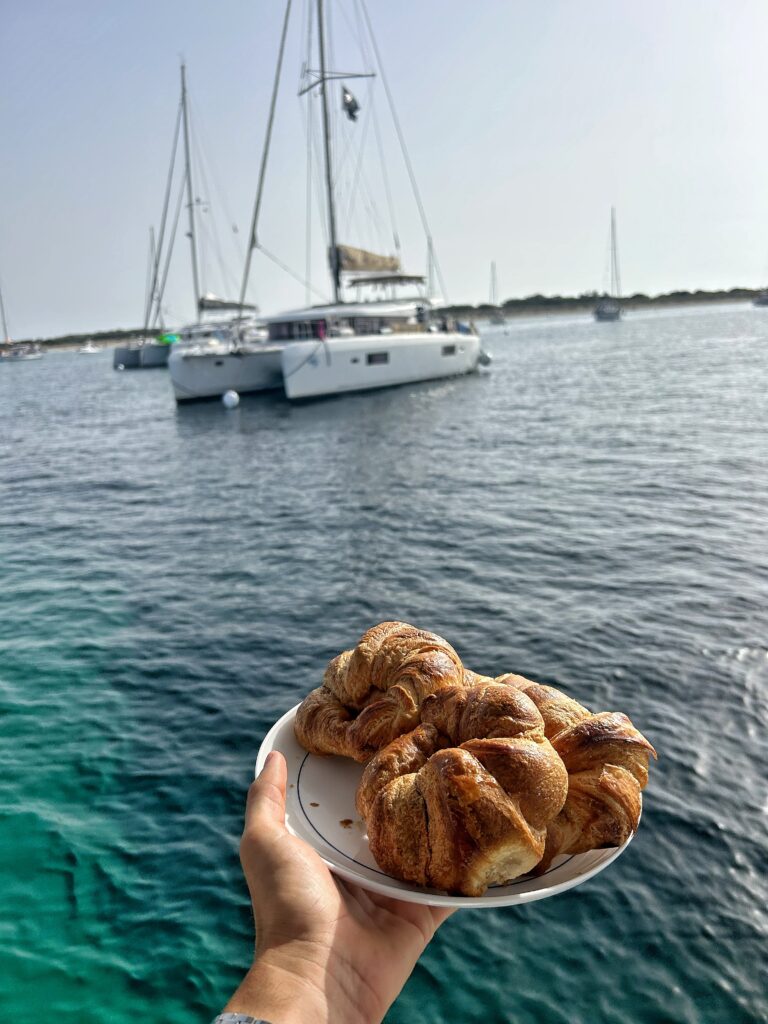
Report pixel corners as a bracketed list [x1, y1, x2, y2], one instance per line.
[437, 287, 761, 320]
[11, 288, 763, 349]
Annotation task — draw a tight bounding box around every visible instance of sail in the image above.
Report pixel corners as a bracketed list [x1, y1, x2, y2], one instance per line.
[198, 293, 258, 312]
[336, 244, 400, 273]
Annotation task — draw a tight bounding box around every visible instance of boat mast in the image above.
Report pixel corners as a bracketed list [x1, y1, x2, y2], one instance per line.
[0, 275, 10, 342]
[180, 63, 201, 322]
[317, 0, 340, 303]
[490, 261, 497, 306]
[238, 0, 293, 319]
[610, 206, 621, 300]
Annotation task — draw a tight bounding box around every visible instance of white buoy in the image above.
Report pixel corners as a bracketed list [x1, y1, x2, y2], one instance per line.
[222, 389, 240, 409]
[116, 363, 125, 371]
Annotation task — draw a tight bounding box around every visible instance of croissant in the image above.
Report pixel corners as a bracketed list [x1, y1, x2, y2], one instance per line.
[295, 621, 479, 762]
[496, 674, 657, 871]
[355, 683, 569, 896]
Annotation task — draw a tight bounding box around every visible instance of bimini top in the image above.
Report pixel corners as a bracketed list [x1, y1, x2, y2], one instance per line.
[264, 298, 430, 324]
[346, 272, 426, 287]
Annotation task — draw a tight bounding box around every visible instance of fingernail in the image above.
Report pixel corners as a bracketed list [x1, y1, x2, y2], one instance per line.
[259, 751, 277, 776]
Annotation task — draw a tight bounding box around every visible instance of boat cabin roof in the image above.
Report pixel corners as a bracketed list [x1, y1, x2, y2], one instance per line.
[265, 298, 430, 325]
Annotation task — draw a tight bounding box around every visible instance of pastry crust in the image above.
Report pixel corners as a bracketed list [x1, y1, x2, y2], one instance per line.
[357, 685, 569, 896]
[292, 623, 656, 894]
[295, 621, 469, 762]
[498, 675, 657, 871]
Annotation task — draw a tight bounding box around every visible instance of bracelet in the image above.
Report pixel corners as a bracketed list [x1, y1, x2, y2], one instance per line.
[212, 1015, 274, 1024]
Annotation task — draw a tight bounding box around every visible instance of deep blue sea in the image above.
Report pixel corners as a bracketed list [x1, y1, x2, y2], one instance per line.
[1, 304, 766, 1023]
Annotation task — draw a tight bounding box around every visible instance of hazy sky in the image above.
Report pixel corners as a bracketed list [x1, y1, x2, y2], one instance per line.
[3, 0, 768, 337]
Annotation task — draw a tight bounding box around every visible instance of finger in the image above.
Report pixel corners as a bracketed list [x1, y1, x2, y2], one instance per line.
[244, 751, 287, 834]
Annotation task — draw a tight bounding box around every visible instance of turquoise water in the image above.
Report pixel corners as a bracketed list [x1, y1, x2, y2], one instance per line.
[1, 305, 766, 1022]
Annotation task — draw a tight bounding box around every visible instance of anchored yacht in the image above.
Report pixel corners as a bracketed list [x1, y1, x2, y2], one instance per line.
[170, 0, 486, 402]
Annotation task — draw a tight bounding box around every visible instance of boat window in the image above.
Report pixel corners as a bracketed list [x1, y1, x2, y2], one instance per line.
[442, 344, 456, 356]
[294, 321, 314, 339]
[268, 322, 292, 341]
[367, 352, 389, 365]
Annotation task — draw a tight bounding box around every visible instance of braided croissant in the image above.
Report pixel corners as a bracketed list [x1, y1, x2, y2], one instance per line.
[355, 683, 569, 896]
[497, 674, 657, 871]
[294, 621, 486, 762]
[293, 622, 656, 893]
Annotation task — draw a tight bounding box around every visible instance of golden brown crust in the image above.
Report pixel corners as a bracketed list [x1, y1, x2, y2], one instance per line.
[294, 621, 468, 761]
[292, 622, 656, 893]
[357, 684, 569, 896]
[502, 680, 657, 873]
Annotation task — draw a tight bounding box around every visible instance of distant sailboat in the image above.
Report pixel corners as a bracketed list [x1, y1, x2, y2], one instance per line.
[0, 270, 43, 361]
[594, 207, 622, 322]
[489, 261, 506, 324]
[0, 270, 10, 347]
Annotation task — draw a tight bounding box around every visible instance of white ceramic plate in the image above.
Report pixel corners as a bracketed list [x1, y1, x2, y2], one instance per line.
[255, 703, 637, 908]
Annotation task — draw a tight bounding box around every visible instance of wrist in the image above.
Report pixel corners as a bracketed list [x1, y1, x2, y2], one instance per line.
[223, 952, 328, 1024]
[224, 942, 384, 1024]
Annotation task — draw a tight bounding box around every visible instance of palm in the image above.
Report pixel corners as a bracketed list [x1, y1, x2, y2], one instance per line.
[242, 755, 453, 1021]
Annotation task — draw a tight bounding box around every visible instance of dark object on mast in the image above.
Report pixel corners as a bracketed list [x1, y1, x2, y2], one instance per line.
[342, 86, 360, 121]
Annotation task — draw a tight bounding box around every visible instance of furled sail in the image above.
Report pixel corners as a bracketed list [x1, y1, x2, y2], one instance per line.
[336, 245, 399, 273]
[198, 293, 258, 312]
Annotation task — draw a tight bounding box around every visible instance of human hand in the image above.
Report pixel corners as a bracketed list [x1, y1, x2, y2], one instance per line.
[220, 751, 454, 1024]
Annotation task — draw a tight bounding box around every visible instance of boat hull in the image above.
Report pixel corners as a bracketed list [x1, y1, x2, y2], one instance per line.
[281, 332, 480, 400]
[168, 345, 284, 401]
[113, 343, 170, 369]
[594, 305, 621, 322]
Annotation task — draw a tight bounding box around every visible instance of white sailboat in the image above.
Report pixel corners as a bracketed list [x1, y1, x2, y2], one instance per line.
[170, 0, 484, 402]
[78, 339, 99, 354]
[0, 272, 43, 362]
[594, 207, 622, 322]
[120, 65, 257, 375]
[488, 261, 506, 324]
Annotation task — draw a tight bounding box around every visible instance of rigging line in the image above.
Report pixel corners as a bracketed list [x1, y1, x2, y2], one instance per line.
[143, 229, 156, 329]
[144, 98, 183, 329]
[239, 0, 294, 316]
[151, 175, 186, 329]
[354, 154, 387, 251]
[342, 95, 373, 236]
[300, 90, 330, 252]
[187, 91, 245, 268]
[352, 0, 374, 72]
[0, 270, 10, 340]
[359, 0, 449, 301]
[299, 92, 330, 247]
[190, 125, 235, 299]
[256, 243, 329, 302]
[370, 94, 400, 252]
[302, 0, 313, 85]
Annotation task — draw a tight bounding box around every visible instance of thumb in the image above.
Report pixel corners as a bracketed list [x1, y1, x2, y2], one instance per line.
[244, 751, 288, 836]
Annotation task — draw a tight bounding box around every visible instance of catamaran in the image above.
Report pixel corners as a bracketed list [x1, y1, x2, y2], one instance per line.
[594, 207, 622, 322]
[170, 0, 485, 402]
